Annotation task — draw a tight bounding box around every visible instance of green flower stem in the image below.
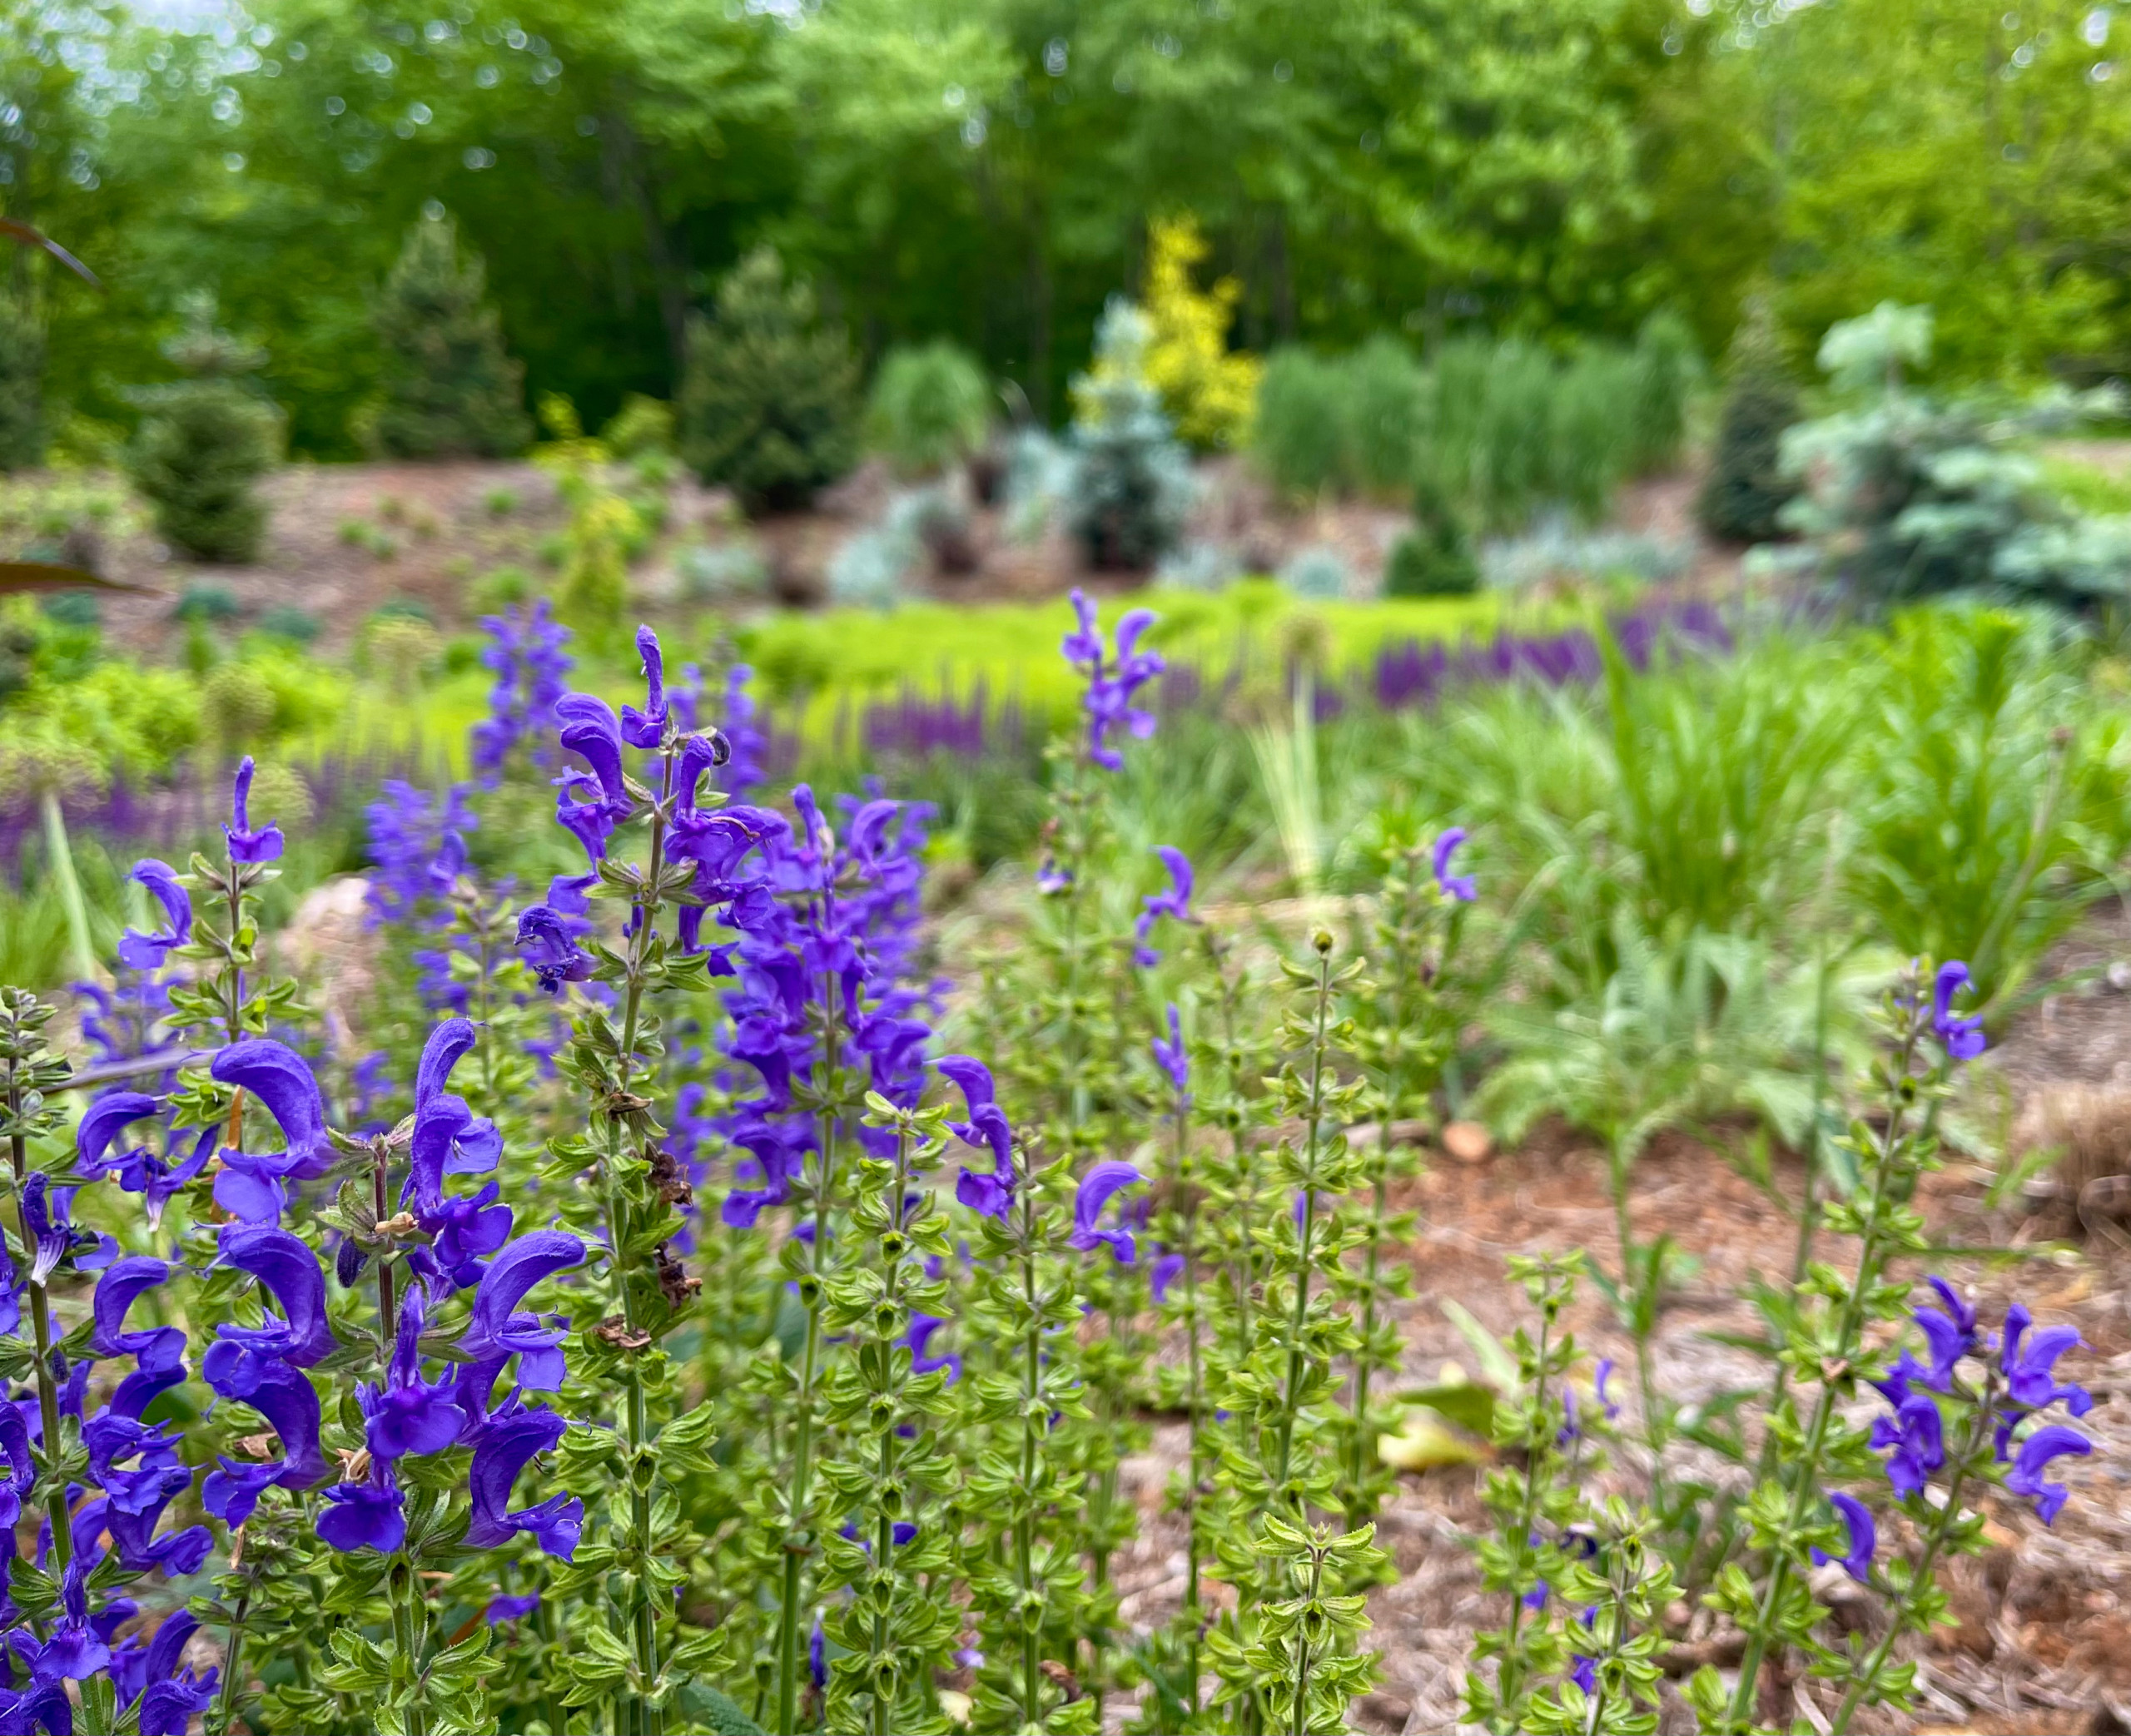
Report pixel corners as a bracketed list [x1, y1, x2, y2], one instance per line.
[777, 967, 843, 1736]
[867, 1121, 917, 1736]
[1274, 950, 1335, 1494]
[1492, 1302, 1557, 1726]
[1726, 1024, 1928, 1733]
[1016, 1193, 1046, 1730]
[1829, 1417, 1979, 1734]
[610, 746, 676, 1736]
[1289, 1545, 1324, 1736]
[1175, 1097, 1206, 1714]
[390, 1563, 430, 1736]
[0, 1010, 73, 1605]
[1344, 1160, 1388, 1529]
[211, 1593, 250, 1736]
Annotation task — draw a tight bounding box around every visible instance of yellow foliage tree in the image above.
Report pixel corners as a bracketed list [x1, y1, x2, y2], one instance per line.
[1140, 215, 1260, 452]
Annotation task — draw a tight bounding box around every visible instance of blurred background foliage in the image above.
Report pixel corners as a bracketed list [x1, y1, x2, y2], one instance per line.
[6, 0, 2126, 457]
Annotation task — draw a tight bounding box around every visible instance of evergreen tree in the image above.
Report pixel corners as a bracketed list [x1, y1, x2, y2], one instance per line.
[0, 287, 44, 471]
[1383, 467, 1479, 596]
[1696, 297, 1801, 544]
[130, 296, 281, 563]
[1066, 297, 1192, 571]
[367, 212, 532, 459]
[678, 246, 860, 513]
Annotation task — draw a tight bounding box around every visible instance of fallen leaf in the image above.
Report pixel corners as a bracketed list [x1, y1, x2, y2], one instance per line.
[1378, 1407, 1488, 1472]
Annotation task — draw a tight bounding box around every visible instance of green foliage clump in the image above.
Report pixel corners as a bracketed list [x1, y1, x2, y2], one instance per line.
[1256, 324, 1694, 525]
[1252, 338, 1429, 503]
[678, 247, 861, 513]
[129, 299, 281, 563]
[1384, 473, 1480, 597]
[365, 214, 531, 459]
[0, 290, 45, 472]
[1696, 298, 1801, 543]
[1066, 298, 1193, 571]
[865, 340, 991, 475]
[1252, 348, 1351, 501]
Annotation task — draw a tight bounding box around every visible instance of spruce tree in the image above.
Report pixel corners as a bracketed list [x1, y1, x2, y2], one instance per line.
[1696, 296, 1802, 544]
[0, 287, 45, 471]
[130, 296, 281, 563]
[678, 246, 860, 512]
[368, 212, 532, 459]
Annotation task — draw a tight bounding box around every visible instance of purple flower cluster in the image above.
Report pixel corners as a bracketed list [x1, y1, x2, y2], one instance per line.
[1870, 1277, 2094, 1526]
[713, 783, 937, 1227]
[470, 601, 574, 783]
[0, 1231, 218, 1730]
[185, 1022, 588, 1559]
[364, 779, 482, 1012]
[1061, 589, 1165, 771]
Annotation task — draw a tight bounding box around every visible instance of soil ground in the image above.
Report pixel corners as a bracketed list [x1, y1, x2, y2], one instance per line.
[44, 453, 1734, 662]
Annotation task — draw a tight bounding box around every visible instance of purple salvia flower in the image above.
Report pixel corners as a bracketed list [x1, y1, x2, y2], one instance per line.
[459, 1231, 586, 1360]
[619, 624, 669, 750]
[1152, 1003, 1189, 1094]
[1134, 846, 1195, 965]
[318, 1460, 406, 1555]
[89, 1257, 185, 1370]
[203, 1225, 336, 1394]
[365, 1285, 467, 1461]
[77, 1091, 161, 1172]
[2005, 1423, 2091, 1525]
[118, 859, 192, 971]
[224, 756, 285, 863]
[1068, 1161, 1145, 1263]
[1913, 1277, 1979, 1391]
[1151, 1251, 1185, 1304]
[1932, 960, 1985, 1061]
[939, 1055, 1016, 1221]
[809, 1616, 827, 1690]
[464, 1403, 583, 1559]
[1999, 1302, 2094, 1417]
[210, 1035, 334, 1162]
[0, 1403, 32, 1526]
[1870, 1393, 1945, 1497]
[1811, 1491, 1876, 1582]
[10, 1560, 110, 1684]
[556, 692, 629, 804]
[1433, 827, 1476, 903]
[129, 1613, 220, 1736]
[113, 1126, 216, 1232]
[200, 1359, 327, 1526]
[485, 1593, 541, 1625]
[22, 1174, 98, 1285]
[517, 904, 598, 996]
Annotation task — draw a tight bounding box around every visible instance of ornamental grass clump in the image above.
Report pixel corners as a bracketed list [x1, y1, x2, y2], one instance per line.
[0, 587, 2106, 1736]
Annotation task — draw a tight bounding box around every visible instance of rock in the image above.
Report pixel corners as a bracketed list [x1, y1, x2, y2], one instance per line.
[1442, 1120, 1493, 1164]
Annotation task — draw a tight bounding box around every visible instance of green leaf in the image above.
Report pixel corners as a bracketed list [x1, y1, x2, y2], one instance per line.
[1438, 1297, 1521, 1391]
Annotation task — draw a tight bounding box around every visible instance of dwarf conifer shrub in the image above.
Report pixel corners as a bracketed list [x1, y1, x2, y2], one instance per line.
[129, 299, 281, 563]
[1384, 469, 1480, 596]
[367, 213, 532, 459]
[678, 247, 861, 512]
[1066, 298, 1193, 570]
[1697, 298, 1801, 543]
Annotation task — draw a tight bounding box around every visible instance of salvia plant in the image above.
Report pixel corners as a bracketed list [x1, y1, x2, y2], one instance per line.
[0, 590, 2103, 1736]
